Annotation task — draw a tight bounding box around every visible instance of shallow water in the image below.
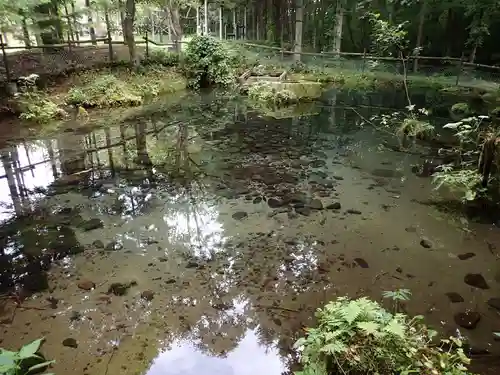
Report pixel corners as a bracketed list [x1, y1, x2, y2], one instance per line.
[0, 89, 500, 375]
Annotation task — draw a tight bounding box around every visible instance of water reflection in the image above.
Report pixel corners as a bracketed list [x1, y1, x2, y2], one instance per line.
[147, 329, 285, 375]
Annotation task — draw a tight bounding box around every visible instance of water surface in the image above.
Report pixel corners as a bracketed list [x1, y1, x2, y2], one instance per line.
[0, 89, 499, 375]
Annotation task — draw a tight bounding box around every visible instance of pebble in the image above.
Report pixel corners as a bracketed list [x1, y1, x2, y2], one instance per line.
[309, 199, 323, 210]
[92, 240, 104, 248]
[419, 238, 433, 249]
[77, 280, 95, 291]
[454, 312, 481, 329]
[253, 197, 262, 204]
[457, 252, 476, 260]
[464, 273, 489, 289]
[487, 298, 500, 311]
[326, 202, 341, 210]
[141, 290, 155, 301]
[108, 281, 137, 296]
[346, 209, 362, 215]
[445, 292, 464, 303]
[62, 338, 78, 348]
[232, 211, 248, 220]
[295, 207, 311, 216]
[268, 198, 284, 208]
[354, 258, 369, 268]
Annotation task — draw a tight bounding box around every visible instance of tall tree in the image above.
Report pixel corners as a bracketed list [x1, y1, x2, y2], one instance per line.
[294, 0, 303, 61]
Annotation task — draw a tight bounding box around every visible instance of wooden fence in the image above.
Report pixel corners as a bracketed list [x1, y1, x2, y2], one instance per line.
[1, 36, 500, 87]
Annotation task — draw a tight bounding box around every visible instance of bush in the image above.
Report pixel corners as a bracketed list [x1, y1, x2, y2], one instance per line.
[248, 81, 297, 107]
[294, 297, 472, 375]
[183, 35, 234, 88]
[145, 49, 180, 67]
[66, 74, 142, 108]
[18, 92, 64, 124]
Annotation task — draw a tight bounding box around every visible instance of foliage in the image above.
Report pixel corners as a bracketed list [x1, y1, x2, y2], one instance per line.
[431, 116, 491, 202]
[67, 73, 142, 108]
[0, 337, 54, 375]
[451, 103, 472, 117]
[383, 288, 412, 313]
[145, 49, 181, 67]
[294, 296, 472, 375]
[247, 81, 297, 107]
[366, 13, 409, 56]
[183, 36, 235, 89]
[17, 92, 62, 124]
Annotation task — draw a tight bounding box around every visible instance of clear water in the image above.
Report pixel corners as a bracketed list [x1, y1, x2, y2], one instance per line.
[0, 89, 499, 375]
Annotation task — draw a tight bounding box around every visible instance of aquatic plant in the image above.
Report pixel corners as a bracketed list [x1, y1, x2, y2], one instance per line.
[0, 337, 54, 375]
[183, 35, 235, 89]
[294, 296, 472, 375]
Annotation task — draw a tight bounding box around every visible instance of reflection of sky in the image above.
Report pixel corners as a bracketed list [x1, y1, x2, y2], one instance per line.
[163, 195, 224, 258]
[0, 142, 57, 223]
[146, 329, 284, 375]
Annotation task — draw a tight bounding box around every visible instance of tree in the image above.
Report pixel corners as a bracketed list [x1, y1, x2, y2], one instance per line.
[294, 0, 303, 61]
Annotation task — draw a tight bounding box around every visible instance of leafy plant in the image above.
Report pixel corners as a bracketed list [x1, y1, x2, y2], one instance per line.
[294, 297, 472, 375]
[450, 103, 472, 119]
[247, 81, 298, 107]
[0, 338, 54, 375]
[17, 92, 63, 124]
[183, 35, 235, 89]
[145, 49, 180, 67]
[383, 288, 412, 312]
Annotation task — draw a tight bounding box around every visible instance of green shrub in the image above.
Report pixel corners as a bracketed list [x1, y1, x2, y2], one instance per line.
[146, 49, 180, 66]
[183, 35, 235, 88]
[248, 81, 297, 107]
[0, 337, 54, 375]
[66, 74, 142, 108]
[18, 92, 64, 124]
[451, 102, 472, 116]
[294, 297, 472, 375]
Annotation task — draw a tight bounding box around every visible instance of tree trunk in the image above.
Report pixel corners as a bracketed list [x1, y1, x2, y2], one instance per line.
[443, 8, 453, 56]
[63, 4, 74, 43]
[469, 9, 485, 63]
[71, 1, 79, 42]
[333, 0, 344, 54]
[233, 8, 236, 39]
[124, 0, 138, 67]
[21, 15, 31, 47]
[196, 6, 200, 35]
[244, 6, 247, 39]
[219, 7, 223, 39]
[104, 5, 114, 61]
[204, 0, 208, 35]
[294, 0, 303, 61]
[413, 0, 428, 72]
[85, 0, 97, 45]
[166, 2, 182, 52]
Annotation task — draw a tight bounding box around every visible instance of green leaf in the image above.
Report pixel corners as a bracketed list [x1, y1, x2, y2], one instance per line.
[357, 321, 380, 335]
[28, 360, 55, 372]
[384, 319, 406, 338]
[320, 342, 346, 354]
[0, 351, 17, 373]
[341, 302, 362, 324]
[18, 338, 44, 359]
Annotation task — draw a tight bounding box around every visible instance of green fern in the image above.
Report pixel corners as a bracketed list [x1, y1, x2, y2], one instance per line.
[294, 296, 473, 375]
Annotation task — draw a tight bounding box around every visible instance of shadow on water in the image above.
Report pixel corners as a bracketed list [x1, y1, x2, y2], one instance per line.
[1, 89, 500, 374]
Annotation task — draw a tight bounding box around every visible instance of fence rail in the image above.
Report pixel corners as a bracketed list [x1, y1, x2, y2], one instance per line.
[1, 37, 500, 89]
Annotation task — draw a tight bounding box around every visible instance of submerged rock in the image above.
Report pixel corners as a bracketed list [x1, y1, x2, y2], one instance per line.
[445, 292, 464, 303]
[457, 252, 476, 260]
[92, 240, 104, 249]
[487, 298, 500, 311]
[354, 258, 369, 269]
[464, 273, 489, 289]
[454, 311, 481, 329]
[346, 209, 362, 215]
[77, 280, 95, 291]
[295, 207, 311, 216]
[267, 198, 284, 208]
[232, 211, 248, 220]
[141, 290, 155, 301]
[79, 218, 104, 231]
[326, 202, 341, 210]
[419, 238, 433, 249]
[309, 199, 323, 210]
[62, 338, 78, 348]
[108, 281, 137, 296]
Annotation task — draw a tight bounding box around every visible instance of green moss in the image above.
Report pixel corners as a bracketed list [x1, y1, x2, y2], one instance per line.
[450, 102, 471, 115]
[248, 81, 298, 107]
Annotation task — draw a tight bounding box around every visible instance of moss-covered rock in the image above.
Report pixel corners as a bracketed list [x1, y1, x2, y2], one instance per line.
[450, 102, 472, 120]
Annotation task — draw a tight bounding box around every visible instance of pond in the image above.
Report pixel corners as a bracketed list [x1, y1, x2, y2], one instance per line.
[0, 88, 499, 375]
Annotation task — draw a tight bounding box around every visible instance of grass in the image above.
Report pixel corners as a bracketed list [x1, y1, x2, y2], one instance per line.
[64, 65, 187, 108]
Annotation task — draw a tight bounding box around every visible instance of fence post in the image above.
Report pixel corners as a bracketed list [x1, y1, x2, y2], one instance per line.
[0, 34, 11, 83]
[362, 48, 366, 73]
[456, 52, 464, 86]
